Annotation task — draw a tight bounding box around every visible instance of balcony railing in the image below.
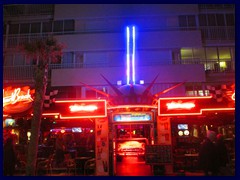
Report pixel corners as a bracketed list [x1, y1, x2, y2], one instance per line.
[3, 26, 235, 49]
[3, 59, 235, 83]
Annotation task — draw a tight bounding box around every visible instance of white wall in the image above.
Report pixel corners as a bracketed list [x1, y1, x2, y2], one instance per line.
[56, 30, 202, 52]
[51, 64, 206, 87]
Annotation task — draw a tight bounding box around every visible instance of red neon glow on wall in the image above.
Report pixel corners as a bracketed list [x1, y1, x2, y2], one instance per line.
[3, 88, 33, 107]
[166, 101, 195, 110]
[69, 104, 98, 112]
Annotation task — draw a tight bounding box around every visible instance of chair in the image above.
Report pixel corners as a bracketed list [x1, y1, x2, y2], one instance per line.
[84, 158, 95, 176]
[65, 158, 76, 175]
[36, 159, 52, 175]
[36, 154, 54, 176]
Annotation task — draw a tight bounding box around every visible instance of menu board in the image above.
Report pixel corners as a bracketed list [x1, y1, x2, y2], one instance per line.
[145, 145, 172, 164]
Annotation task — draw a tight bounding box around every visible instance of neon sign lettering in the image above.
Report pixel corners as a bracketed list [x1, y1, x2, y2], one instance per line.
[3, 88, 33, 107]
[166, 101, 195, 110]
[69, 104, 98, 112]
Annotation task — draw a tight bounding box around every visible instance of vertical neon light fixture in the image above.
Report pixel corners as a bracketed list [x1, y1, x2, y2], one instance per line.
[126, 26, 136, 85]
[132, 26, 136, 84]
[126, 26, 130, 85]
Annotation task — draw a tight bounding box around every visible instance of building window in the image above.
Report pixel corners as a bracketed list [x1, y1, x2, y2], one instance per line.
[4, 54, 14, 66]
[178, 15, 196, 28]
[226, 14, 235, 26]
[75, 52, 84, 68]
[57, 86, 78, 99]
[62, 52, 74, 64]
[3, 24, 6, 35]
[180, 47, 234, 72]
[199, 4, 234, 10]
[86, 87, 108, 99]
[9, 24, 19, 34]
[188, 16, 196, 27]
[180, 48, 193, 60]
[31, 22, 41, 33]
[20, 23, 30, 34]
[179, 16, 187, 27]
[198, 14, 207, 26]
[207, 14, 217, 26]
[42, 21, 52, 33]
[13, 54, 25, 65]
[199, 13, 234, 27]
[53, 20, 63, 32]
[216, 14, 225, 26]
[64, 20, 74, 32]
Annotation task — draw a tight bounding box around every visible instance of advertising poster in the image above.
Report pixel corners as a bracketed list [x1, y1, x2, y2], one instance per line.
[157, 116, 172, 145]
[95, 118, 109, 176]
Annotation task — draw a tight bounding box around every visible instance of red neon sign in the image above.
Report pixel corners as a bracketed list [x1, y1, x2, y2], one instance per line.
[54, 99, 107, 119]
[69, 104, 98, 112]
[3, 88, 33, 107]
[158, 96, 235, 116]
[3, 87, 34, 114]
[166, 101, 195, 110]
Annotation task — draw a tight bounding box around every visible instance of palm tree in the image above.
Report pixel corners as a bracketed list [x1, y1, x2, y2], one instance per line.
[19, 37, 64, 175]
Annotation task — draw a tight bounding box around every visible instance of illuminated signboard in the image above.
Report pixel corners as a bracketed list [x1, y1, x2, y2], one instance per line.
[3, 87, 34, 114]
[55, 99, 107, 119]
[113, 112, 152, 122]
[158, 96, 235, 116]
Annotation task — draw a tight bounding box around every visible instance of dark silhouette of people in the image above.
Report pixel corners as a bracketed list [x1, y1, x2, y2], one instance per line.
[215, 133, 229, 175]
[3, 137, 17, 176]
[199, 130, 218, 176]
[55, 134, 66, 167]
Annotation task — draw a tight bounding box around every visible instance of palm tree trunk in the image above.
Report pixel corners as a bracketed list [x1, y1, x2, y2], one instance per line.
[26, 65, 48, 176]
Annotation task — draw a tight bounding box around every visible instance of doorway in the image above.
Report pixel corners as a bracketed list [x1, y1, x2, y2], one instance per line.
[113, 123, 153, 176]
